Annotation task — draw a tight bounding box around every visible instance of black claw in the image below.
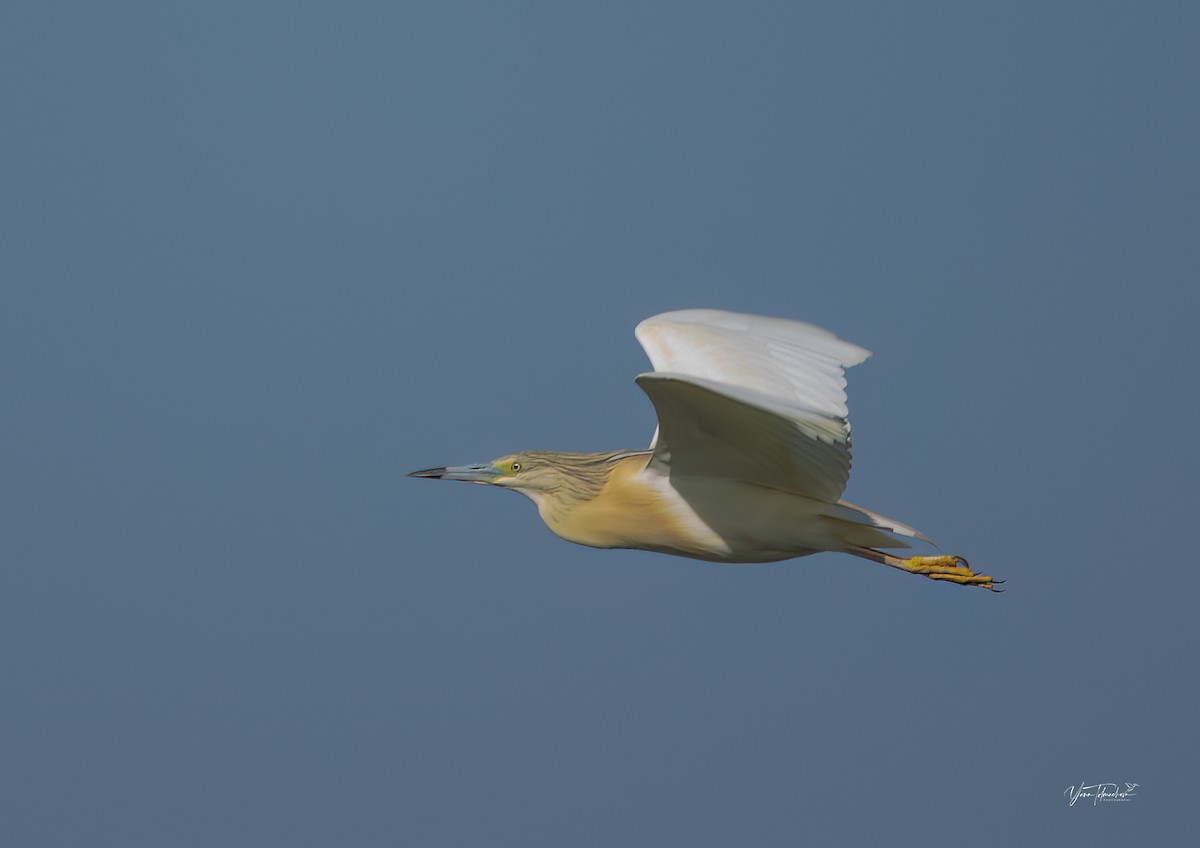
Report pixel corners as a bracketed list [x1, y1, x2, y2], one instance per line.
[953, 556, 970, 568]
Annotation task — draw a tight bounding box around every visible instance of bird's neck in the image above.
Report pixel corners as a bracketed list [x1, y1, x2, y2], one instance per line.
[517, 450, 641, 517]
[535, 452, 696, 551]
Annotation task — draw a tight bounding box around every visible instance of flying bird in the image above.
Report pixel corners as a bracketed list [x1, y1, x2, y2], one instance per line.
[410, 309, 1001, 591]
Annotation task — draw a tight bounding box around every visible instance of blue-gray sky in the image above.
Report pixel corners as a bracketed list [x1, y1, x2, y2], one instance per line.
[3, 2, 1197, 845]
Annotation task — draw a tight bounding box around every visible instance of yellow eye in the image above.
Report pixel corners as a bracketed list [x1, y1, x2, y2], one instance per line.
[511, 462, 522, 472]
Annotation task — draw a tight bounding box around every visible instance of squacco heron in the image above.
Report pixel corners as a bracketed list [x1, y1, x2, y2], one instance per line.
[411, 309, 1001, 591]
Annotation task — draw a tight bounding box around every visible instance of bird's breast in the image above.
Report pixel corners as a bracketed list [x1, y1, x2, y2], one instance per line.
[539, 460, 729, 559]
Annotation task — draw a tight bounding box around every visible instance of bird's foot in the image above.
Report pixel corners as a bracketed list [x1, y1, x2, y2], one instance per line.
[901, 555, 1004, 592]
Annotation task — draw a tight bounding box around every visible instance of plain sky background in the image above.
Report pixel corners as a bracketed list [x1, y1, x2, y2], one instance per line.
[3, 2, 1198, 845]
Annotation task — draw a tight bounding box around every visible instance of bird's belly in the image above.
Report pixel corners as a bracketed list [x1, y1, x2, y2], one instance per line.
[548, 474, 836, 563]
[667, 478, 837, 562]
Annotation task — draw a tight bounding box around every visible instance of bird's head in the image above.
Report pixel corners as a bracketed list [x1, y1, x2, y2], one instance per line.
[409, 452, 568, 494]
[408, 450, 617, 506]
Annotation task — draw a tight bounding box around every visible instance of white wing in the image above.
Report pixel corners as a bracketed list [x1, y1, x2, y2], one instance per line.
[634, 309, 871, 503]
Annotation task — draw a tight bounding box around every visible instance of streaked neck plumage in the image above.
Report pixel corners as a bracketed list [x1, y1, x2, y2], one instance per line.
[512, 450, 725, 557]
[512, 450, 646, 521]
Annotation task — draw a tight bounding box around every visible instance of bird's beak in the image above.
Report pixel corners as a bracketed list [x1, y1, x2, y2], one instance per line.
[407, 464, 501, 484]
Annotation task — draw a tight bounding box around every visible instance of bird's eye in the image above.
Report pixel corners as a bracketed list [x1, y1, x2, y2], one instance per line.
[511, 462, 521, 472]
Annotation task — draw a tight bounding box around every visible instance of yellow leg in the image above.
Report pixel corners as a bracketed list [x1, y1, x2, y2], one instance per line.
[850, 550, 1005, 592]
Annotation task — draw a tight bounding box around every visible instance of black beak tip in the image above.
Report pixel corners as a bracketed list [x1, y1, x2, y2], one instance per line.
[408, 467, 447, 479]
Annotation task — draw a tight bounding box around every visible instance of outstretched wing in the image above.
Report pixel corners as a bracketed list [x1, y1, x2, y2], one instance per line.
[633, 309, 871, 502]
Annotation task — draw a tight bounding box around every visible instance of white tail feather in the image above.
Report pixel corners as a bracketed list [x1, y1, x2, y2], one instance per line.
[824, 501, 935, 547]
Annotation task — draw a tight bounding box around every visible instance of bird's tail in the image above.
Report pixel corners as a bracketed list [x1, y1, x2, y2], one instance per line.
[822, 500, 935, 550]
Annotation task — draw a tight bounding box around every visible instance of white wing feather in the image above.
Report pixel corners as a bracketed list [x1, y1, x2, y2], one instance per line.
[633, 309, 871, 502]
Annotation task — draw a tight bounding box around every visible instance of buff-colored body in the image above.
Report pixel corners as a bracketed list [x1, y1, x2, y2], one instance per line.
[516, 452, 895, 563]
